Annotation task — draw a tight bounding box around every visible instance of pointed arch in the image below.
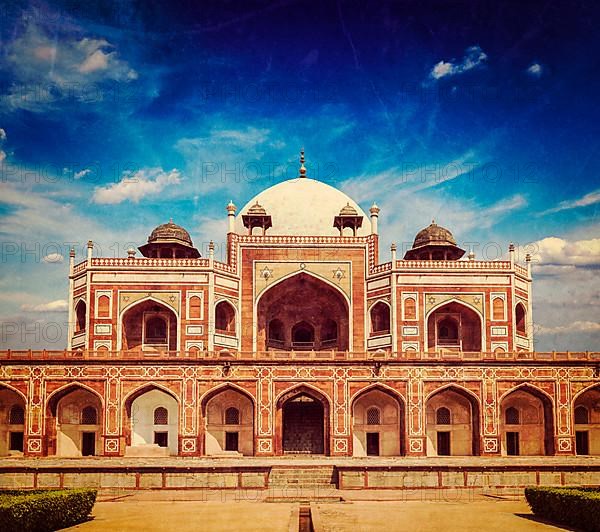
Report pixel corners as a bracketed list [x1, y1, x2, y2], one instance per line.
[500, 383, 555, 456]
[46, 382, 104, 416]
[0, 382, 28, 404]
[200, 383, 257, 417]
[123, 382, 180, 415]
[425, 299, 484, 352]
[276, 384, 331, 456]
[256, 270, 351, 308]
[425, 384, 481, 456]
[200, 383, 255, 456]
[119, 297, 179, 352]
[351, 384, 406, 456]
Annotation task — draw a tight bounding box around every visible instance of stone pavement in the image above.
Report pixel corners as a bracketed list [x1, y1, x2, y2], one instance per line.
[64, 491, 568, 532]
[310, 500, 567, 532]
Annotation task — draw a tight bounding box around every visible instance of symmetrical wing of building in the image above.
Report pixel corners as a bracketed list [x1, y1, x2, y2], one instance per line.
[1, 151, 598, 459]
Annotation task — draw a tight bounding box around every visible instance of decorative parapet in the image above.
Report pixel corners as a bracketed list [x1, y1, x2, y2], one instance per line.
[2, 350, 598, 363]
[395, 259, 512, 270]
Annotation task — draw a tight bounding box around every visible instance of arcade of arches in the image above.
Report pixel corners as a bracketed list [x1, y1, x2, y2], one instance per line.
[257, 273, 349, 351]
[6, 382, 600, 458]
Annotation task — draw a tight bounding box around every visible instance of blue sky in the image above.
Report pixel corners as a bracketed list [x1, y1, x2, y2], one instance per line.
[0, 0, 598, 350]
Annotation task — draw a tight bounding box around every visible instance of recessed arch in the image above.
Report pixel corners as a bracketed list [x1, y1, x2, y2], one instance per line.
[0, 383, 28, 405]
[351, 384, 406, 456]
[215, 300, 236, 334]
[572, 384, 600, 455]
[120, 298, 178, 352]
[256, 269, 351, 308]
[369, 300, 391, 335]
[200, 383, 257, 417]
[0, 385, 27, 456]
[45, 383, 103, 457]
[515, 302, 527, 336]
[425, 384, 481, 456]
[276, 384, 331, 455]
[500, 383, 555, 456]
[257, 272, 350, 351]
[46, 382, 104, 416]
[123, 384, 179, 456]
[425, 299, 483, 352]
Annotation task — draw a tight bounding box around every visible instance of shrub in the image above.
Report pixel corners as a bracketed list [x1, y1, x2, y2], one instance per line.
[0, 488, 97, 532]
[525, 486, 600, 531]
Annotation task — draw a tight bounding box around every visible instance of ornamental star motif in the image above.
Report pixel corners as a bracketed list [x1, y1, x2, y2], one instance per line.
[473, 296, 481, 304]
[260, 266, 273, 280]
[332, 267, 345, 282]
[169, 295, 177, 302]
[428, 296, 436, 304]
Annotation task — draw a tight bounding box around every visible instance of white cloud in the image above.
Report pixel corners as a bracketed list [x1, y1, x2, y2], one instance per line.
[1, 18, 137, 111]
[537, 320, 600, 335]
[74, 168, 92, 180]
[524, 236, 600, 269]
[429, 46, 487, 80]
[43, 253, 64, 263]
[540, 188, 600, 215]
[0, 128, 6, 140]
[92, 168, 182, 204]
[79, 49, 110, 73]
[527, 63, 543, 77]
[21, 299, 68, 312]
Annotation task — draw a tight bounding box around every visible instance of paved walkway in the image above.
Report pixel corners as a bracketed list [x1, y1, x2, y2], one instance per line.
[65, 492, 568, 532]
[311, 500, 567, 531]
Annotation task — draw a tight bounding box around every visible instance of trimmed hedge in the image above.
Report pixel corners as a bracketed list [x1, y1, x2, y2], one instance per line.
[525, 486, 600, 531]
[0, 488, 97, 531]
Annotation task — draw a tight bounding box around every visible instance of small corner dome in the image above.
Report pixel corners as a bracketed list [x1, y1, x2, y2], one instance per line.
[235, 178, 368, 236]
[247, 201, 268, 216]
[148, 220, 194, 246]
[413, 221, 457, 248]
[339, 203, 358, 216]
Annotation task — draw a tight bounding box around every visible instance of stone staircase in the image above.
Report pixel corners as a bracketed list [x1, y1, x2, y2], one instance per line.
[266, 465, 341, 502]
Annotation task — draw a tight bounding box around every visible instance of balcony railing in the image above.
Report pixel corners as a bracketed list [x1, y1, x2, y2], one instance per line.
[1, 350, 598, 362]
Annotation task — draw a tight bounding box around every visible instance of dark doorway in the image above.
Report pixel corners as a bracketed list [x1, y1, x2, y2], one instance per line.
[154, 431, 168, 448]
[82, 432, 96, 456]
[576, 431, 589, 455]
[366, 432, 380, 456]
[507, 431, 520, 456]
[283, 395, 324, 453]
[225, 431, 239, 452]
[9, 432, 24, 452]
[437, 431, 451, 456]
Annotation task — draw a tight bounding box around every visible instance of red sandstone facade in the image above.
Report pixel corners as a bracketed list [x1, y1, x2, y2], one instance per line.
[1, 155, 598, 459]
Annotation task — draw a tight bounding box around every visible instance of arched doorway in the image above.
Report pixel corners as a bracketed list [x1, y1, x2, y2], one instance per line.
[500, 386, 554, 456]
[427, 301, 482, 351]
[352, 387, 405, 456]
[425, 386, 480, 456]
[573, 386, 600, 455]
[121, 300, 178, 352]
[277, 386, 329, 455]
[46, 385, 103, 457]
[0, 386, 26, 456]
[257, 272, 349, 351]
[125, 386, 179, 456]
[202, 386, 254, 456]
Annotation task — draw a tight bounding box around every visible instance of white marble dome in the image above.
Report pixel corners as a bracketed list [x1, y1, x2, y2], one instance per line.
[235, 178, 369, 236]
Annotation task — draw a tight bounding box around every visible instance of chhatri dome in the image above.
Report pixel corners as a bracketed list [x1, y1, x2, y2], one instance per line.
[235, 150, 369, 236]
[404, 220, 465, 261]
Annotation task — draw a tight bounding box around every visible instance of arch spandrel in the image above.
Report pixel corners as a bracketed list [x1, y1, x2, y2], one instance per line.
[255, 261, 352, 301]
[424, 293, 485, 316]
[119, 292, 180, 315]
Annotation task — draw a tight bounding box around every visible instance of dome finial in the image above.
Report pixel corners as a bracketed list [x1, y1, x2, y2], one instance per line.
[299, 148, 306, 178]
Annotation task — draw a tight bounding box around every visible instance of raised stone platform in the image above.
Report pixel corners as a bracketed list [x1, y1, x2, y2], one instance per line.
[0, 456, 599, 493]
